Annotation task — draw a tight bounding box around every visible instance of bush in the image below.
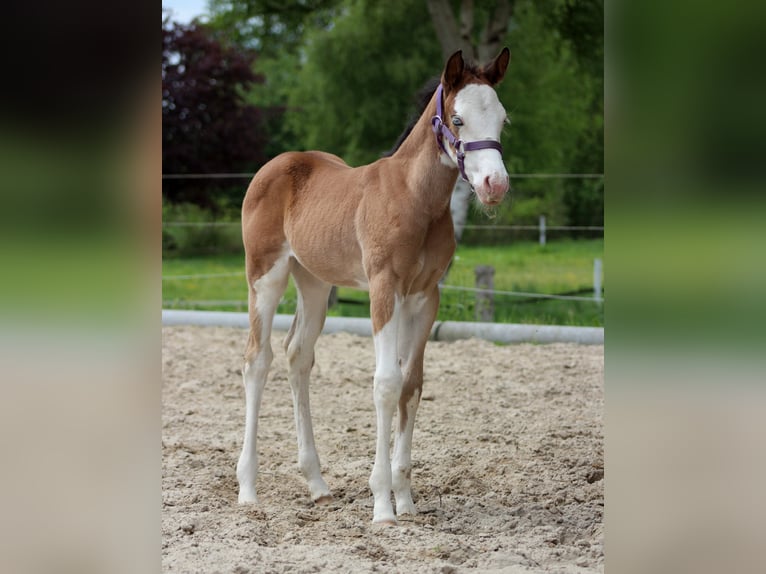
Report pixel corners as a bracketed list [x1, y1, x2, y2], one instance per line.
[162, 200, 242, 257]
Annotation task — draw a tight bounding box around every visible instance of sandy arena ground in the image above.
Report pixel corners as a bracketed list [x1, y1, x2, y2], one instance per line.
[162, 326, 603, 573]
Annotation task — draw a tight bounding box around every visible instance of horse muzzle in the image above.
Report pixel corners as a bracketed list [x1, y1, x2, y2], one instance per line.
[475, 172, 509, 206]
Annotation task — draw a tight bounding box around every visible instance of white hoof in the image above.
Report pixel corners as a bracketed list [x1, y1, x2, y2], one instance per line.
[372, 504, 398, 525]
[396, 498, 417, 516]
[238, 489, 258, 504]
[372, 516, 398, 527]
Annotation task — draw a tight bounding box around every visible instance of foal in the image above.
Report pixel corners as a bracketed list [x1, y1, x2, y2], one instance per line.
[237, 48, 510, 524]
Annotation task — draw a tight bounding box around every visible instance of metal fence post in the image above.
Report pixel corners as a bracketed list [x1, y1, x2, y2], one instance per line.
[539, 215, 546, 246]
[593, 258, 602, 303]
[328, 286, 338, 308]
[474, 265, 495, 322]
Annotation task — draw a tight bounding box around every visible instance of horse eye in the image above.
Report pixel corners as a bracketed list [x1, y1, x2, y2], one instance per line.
[451, 116, 463, 127]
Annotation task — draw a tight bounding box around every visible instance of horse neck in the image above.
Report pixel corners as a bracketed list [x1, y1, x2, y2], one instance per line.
[389, 93, 458, 216]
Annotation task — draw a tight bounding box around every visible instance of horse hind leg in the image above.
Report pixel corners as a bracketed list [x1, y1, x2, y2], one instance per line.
[236, 250, 290, 504]
[284, 261, 333, 504]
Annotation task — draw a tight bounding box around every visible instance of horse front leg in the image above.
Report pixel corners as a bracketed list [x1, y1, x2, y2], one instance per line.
[391, 381, 420, 516]
[368, 284, 403, 525]
[392, 288, 439, 516]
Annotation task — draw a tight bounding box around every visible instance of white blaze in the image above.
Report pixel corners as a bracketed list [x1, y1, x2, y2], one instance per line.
[451, 84, 509, 203]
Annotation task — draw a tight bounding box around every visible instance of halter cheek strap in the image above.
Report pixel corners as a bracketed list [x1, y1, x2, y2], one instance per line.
[430, 83, 504, 183]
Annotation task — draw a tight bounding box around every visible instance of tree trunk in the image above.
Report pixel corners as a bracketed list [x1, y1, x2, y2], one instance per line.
[427, 0, 513, 280]
[478, 0, 512, 62]
[459, 0, 478, 60]
[425, 0, 474, 60]
[426, 0, 512, 63]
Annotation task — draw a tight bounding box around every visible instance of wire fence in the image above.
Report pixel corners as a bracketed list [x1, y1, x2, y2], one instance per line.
[162, 271, 243, 280]
[162, 258, 604, 325]
[162, 173, 604, 180]
[162, 173, 604, 321]
[162, 216, 603, 253]
[161, 272, 602, 303]
[162, 221, 604, 232]
[160, 293, 605, 307]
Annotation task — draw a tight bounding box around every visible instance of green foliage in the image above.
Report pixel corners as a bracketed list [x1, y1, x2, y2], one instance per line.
[285, 0, 600, 220]
[243, 51, 304, 157]
[195, 0, 603, 226]
[491, 0, 594, 227]
[564, 177, 603, 227]
[554, 0, 604, 227]
[287, 0, 442, 165]
[162, 200, 242, 257]
[206, 0, 344, 157]
[206, 0, 342, 57]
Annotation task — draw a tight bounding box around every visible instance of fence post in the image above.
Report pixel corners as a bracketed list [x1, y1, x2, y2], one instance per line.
[328, 285, 338, 308]
[474, 265, 495, 322]
[593, 258, 603, 303]
[539, 215, 546, 246]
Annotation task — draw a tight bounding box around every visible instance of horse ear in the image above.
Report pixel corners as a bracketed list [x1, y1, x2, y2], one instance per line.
[483, 47, 511, 85]
[443, 50, 465, 91]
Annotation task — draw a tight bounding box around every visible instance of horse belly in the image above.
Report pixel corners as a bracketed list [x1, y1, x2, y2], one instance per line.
[285, 221, 367, 288]
[292, 248, 367, 289]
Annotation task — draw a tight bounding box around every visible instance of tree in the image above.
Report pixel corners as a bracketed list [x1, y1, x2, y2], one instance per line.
[206, 0, 341, 57]
[287, 0, 442, 166]
[200, 0, 602, 229]
[205, 0, 343, 158]
[555, 0, 604, 228]
[426, 0, 514, 63]
[162, 16, 271, 208]
[424, 0, 602, 234]
[424, 0, 514, 241]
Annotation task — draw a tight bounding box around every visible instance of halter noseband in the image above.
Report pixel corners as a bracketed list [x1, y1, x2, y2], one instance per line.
[430, 83, 504, 183]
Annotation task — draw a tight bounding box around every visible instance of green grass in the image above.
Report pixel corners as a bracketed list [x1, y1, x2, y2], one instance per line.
[440, 239, 604, 325]
[162, 254, 248, 309]
[162, 239, 603, 326]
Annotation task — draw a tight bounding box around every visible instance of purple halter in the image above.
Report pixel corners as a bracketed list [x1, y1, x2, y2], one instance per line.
[430, 83, 504, 183]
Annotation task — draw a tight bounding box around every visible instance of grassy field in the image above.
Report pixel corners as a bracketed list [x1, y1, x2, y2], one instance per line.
[162, 239, 603, 326]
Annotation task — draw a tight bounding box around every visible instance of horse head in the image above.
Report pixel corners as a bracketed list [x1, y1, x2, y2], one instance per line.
[435, 48, 511, 206]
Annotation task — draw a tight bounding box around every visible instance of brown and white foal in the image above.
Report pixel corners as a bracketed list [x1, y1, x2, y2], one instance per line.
[237, 49, 510, 524]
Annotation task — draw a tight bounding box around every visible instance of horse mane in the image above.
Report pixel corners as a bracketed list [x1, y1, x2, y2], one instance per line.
[382, 61, 485, 158]
[381, 76, 441, 158]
